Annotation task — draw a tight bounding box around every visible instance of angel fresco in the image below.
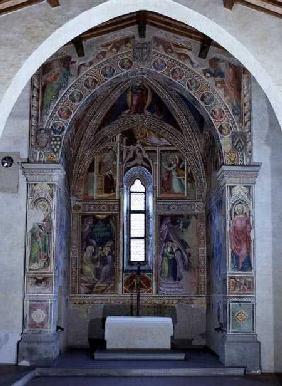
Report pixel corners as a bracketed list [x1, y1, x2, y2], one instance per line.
[161, 152, 186, 197]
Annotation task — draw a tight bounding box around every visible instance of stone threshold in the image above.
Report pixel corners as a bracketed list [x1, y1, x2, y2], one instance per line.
[94, 349, 186, 360]
[35, 366, 245, 377]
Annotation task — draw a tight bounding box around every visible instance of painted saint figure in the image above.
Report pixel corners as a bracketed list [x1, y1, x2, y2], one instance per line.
[81, 245, 97, 282]
[161, 154, 185, 195]
[29, 220, 51, 271]
[41, 57, 71, 115]
[80, 215, 116, 294]
[229, 203, 252, 271]
[159, 216, 191, 285]
[100, 241, 115, 282]
[127, 82, 149, 114]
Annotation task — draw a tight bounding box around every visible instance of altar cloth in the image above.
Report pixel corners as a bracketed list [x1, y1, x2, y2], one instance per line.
[105, 316, 173, 349]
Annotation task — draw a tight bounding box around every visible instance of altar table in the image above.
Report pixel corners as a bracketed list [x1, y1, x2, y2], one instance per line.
[105, 316, 173, 349]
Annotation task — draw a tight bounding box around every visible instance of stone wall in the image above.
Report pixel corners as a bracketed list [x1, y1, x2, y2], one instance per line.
[0, 84, 30, 363]
[252, 78, 282, 372]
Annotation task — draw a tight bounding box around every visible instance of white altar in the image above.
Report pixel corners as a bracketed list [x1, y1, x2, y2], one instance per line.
[105, 316, 173, 349]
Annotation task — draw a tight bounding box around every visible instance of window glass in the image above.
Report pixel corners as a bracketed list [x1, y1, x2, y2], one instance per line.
[129, 178, 146, 262]
[130, 179, 145, 192]
[130, 192, 145, 211]
[130, 239, 145, 262]
[130, 213, 145, 237]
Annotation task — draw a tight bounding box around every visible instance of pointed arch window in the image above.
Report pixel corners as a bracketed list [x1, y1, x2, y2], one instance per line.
[129, 179, 146, 262]
[124, 167, 153, 270]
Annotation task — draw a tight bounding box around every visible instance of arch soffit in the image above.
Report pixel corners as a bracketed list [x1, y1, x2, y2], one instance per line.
[70, 72, 205, 177]
[72, 114, 206, 200]
[0, 0, 281, 143]
[41, 50, 239, 164]
[64, 78, 133, 168]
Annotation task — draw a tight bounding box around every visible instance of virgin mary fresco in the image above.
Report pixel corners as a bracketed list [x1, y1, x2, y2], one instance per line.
[159, 215, 197, 295]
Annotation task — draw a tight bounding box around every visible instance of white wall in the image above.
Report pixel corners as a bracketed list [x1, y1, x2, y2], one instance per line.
[253, 78, 282, 372]
[0, 84, 30, 363]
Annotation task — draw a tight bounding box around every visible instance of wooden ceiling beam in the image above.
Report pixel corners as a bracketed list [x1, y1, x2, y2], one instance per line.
[137, 10, 147, 39]
[63, 11, 222, 50]
[199, 37, 212, 59]
[0, 0, 42, 16]
[47, 0, 60, 7]
[223, 0, 235, 10]
[81, 20, 136, 40]
[223, 0, 282, 18]
[72, 36, 85, 57]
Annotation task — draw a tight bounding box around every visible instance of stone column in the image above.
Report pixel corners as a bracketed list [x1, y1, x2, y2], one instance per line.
[18, 164, 66, 366]
[217, 164, 261, 373]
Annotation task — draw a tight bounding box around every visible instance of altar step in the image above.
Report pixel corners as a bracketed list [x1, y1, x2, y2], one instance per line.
[94, 349, 186, 361]
[34, 366, 245, 377]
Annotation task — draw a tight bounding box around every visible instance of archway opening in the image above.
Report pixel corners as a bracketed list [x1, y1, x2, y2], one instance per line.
[19, 12, 260, 372]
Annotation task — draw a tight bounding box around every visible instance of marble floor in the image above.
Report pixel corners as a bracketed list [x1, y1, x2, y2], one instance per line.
[28, 375, 282, 386]
[0, 365, 32, 386]
[52, 348, 224, 369]
[1, 350, 282, 386]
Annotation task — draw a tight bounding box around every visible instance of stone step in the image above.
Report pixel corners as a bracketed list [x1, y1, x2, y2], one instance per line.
[94, 349, 186, 361]
[35, 366, 245, 377]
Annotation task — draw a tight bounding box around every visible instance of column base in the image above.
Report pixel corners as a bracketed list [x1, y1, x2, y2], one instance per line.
[18, 332, 60, 366]
[220, 334, 261, 373]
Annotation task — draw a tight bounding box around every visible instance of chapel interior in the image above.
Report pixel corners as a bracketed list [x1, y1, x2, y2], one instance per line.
[0, 1, 282, 384]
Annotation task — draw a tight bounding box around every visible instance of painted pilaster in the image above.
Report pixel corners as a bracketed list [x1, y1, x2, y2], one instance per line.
[18, 163, 66, 366]
[217, 164, 261, 373]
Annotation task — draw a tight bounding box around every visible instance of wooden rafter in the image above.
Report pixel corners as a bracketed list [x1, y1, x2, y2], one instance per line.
[0, 0, 42, 15]
[199, 37, 212, 59]
[46, 0, 59, 7]
[223, 0, 282, 18]
[75, 12, 222, 50]
[0, 0, 59, 15]
[224, 0, 235, 9]
[72, 36, 85, 57]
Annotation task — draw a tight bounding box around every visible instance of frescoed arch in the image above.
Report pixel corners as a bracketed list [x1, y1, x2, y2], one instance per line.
[71, 114, 207, 200]
[32, 49, 242, 164]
